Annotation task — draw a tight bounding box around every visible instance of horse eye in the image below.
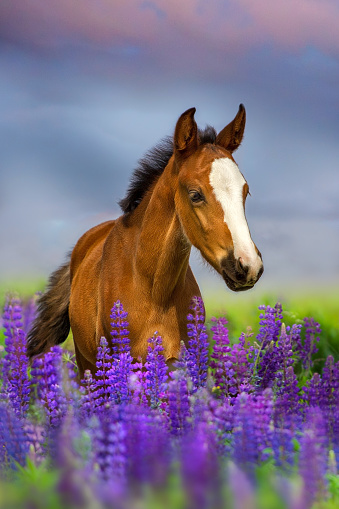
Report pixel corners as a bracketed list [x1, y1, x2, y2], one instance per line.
[189, 190, 204, 203]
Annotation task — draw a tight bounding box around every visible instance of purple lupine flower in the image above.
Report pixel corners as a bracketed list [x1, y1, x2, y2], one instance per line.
[232, 394, 258, 475]
[24, 420, 45, 466]
[167, 370, 191, 436]
[109, 301, 133, 405]
[55, 410, 93, 509]
[22, 295, 38, 334]
[256, 303, 283, 348]
[278, 323, 295, 374]
[142, 333, 168, 409]
[210, 316, 232, 394]
[233, 390, 274, 470]
[110, 300, 130, 356]
[80, 369, 97, 421]
[271, 413, 297, 469]
[209, 396, 235, 456]
[128, 365, 148, 408]
[254, 303, 284, 390]
[305, 371, 323, 408]
[110, 350, 133, 405]
[185, 296, 209, 391]
[299, 407, 328, 507]
[275, 365, 301, 418]
[124, 405, 170, 489]
[251, 389, 274, 462]
[227, 462, 256, 509]
[296, 317, 321, 371]
[181, 421, 221, 509]
[320, 355, 339, 446]
[210, 319, 251, 397]
[231, 332, 252, 392]
[93, 406, 127, 484]
[2, 295, 24, 390]
[62, 351, 79, 408]
[31, 345, 67, 428]
[304, 355, 339, 448]
[189, 387, 212, 429]
[0, 402, 29, 470]
[1, 296, 31, 417]
[93, 336, 114, 408]
[6, 327, 31, 418]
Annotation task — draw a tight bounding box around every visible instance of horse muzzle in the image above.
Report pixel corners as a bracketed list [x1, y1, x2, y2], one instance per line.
[220, 251, 264, 292]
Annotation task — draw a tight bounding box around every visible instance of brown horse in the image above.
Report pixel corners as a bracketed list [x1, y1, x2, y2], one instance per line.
[27, 105, 263, 378]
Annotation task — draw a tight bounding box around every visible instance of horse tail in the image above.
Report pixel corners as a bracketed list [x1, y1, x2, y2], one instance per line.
[27, 258, 71, 358]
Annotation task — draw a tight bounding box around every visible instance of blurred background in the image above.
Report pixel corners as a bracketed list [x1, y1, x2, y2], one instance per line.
[1, 0, 339, 300]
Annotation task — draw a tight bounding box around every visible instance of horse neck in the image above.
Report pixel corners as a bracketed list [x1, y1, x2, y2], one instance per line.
[135, 158, 191, 305]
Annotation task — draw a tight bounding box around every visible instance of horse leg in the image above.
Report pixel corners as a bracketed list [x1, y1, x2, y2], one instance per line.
[166, 356, 179, 373]
[74, 343, 97, 380]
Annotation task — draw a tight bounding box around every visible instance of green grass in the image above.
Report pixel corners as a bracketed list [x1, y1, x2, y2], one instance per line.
[0, 277, 46, 303]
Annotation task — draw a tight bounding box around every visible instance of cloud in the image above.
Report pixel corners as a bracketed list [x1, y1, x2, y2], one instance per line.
[236, 0, 339, 53]
[1, 0, 339, 58]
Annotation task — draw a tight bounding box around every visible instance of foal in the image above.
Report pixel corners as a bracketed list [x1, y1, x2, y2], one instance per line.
[27, 105, 263, 377]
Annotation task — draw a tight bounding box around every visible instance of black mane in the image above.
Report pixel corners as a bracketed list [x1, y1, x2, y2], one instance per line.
[118, 126, 217, 214]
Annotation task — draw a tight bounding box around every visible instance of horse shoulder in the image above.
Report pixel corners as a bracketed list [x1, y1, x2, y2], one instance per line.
[70, 220, 116, 279]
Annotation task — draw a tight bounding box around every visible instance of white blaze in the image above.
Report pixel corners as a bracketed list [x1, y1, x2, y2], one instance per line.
[209, 157, 260, 271]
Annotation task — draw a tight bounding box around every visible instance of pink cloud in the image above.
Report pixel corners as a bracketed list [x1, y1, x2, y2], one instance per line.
[236, 0, 339, 53]
[1, 0, 339, 57]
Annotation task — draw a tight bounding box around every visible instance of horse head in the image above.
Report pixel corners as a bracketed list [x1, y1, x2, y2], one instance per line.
[173, 105, 263, 292]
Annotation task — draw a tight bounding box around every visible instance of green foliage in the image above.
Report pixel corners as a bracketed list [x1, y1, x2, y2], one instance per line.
[0, 455, 60, 509]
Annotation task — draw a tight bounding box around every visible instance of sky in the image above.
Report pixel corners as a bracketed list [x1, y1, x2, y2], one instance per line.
[1, 0, 339, 296]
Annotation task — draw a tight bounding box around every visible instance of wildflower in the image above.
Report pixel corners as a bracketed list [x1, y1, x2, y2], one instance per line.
[6, 328, 31, 418]
[167, 370, 191, 436]
[209, 396, 235, 456]
[232, 393, 259, 475]
[255, 303, 284, 390]
[210, 318, 251, 397]
[275, 365, 301, 418]
[31, 345, 67, 428]
[142, 333, 168, 409]
[210, 316, 232, 394]
[80, 370, 97, 421]
[22, 295, 38, 334]
[233, 391, 273, 471]
[2, 295, 24, 391]
[181, 421, 221, 509]
[110, 301, 133, 404]
[299, 407, 328, 506]
[185, 296, 209, 391]
[93, 336, 114, 407]
[295, 317, 321, 371]
[124, 405, 170, 489]
[93, 406, 127, 483]
[110, 300, 130, 356]
[0, 403, 29, 470]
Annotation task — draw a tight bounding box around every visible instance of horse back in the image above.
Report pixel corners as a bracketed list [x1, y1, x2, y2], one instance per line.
[70, 220, 116, 280]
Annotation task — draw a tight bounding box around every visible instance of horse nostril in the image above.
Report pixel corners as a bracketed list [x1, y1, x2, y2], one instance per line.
[237, 257, 248, 275]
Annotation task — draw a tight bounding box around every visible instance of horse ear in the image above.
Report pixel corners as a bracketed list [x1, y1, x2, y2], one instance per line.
[216, 104, 246, 153]
[174, 107, 198, 162]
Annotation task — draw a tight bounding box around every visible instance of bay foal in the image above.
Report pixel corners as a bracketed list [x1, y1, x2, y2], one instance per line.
[27, 105, 263, 377]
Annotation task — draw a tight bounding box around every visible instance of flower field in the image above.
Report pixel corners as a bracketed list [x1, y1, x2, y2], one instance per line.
[1, 292, 339, 509]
